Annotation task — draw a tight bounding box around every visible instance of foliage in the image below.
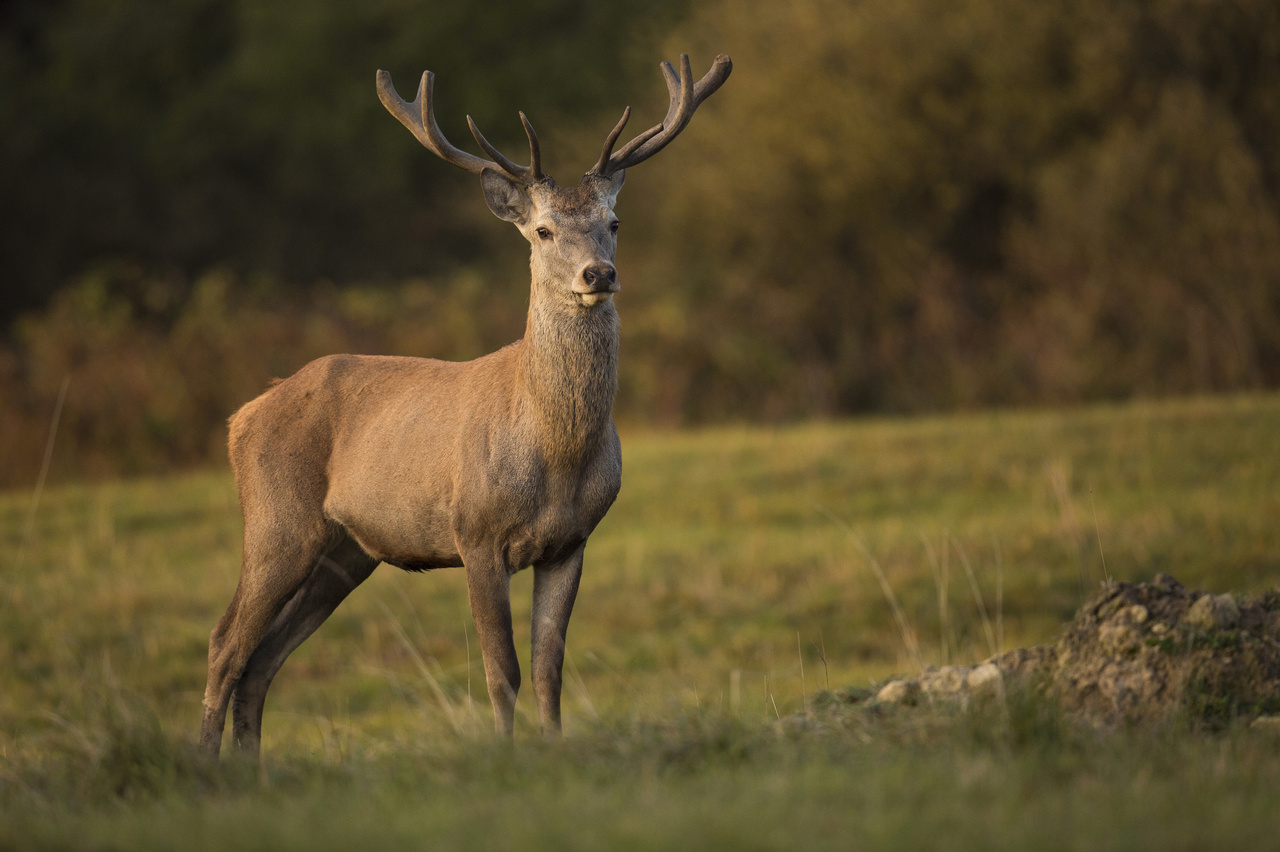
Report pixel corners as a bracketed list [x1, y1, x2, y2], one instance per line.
[621, 0, 1280, 418]
[0, 0, 686, 316]
[4, 0, 1280, 478]
[0, 265, 532, 484]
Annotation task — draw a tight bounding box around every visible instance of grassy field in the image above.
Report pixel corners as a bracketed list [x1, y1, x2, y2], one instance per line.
[2, 393, 1279, 849]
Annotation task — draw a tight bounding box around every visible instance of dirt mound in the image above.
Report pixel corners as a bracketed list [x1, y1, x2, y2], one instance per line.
[875, 574, 1280, 726]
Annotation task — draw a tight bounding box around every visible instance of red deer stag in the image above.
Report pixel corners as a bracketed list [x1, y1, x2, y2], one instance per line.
[200, 54, 732, 756]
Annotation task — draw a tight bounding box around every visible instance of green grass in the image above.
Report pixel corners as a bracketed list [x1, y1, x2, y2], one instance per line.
[3, 393, 1280, 849]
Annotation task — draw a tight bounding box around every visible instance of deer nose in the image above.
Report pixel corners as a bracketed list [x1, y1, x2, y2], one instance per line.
[576, 263, 619, 294]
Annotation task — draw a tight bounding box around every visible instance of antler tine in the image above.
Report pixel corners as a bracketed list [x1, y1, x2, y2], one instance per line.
[659, 54, 697, 141]
[590, 66, 676, 174]
[376, 70, 431, 150]
[376, 69, 544, 183]
[519, 112, 544, 181]
[377, 69, 492, 175]
[467, 116, 526, 178]
[591, 106, 632, 175]
[593, 53, 732, 176]
[466, 112, 545, 183]
[610, 56, 692, 166]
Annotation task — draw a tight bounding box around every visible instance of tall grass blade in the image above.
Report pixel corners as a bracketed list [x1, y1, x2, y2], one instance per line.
[7, 375, 71, 621]
[1090, 488, 1110, 584]
[992, 534, 1004, 653]
[1045, 459, 1090, 594]
[566, 651, 599, 720]
[814, 628, 830, 690]
[377, 600, 465, 735]
[816, 502, 924, 672]
[952, 536, 997, 658]
[921, 533, 951, 664]
[797, 631, 807, 714]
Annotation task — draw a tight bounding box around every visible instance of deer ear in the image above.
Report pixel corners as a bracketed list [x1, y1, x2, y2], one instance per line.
[481, 168, 531, 223]
[604, 169, 625, 204]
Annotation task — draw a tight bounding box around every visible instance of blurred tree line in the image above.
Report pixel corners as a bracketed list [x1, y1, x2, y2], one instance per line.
[621, 0, 1280, 418]
[0, 0, 685, 317]
[2, 0, 1279, 484]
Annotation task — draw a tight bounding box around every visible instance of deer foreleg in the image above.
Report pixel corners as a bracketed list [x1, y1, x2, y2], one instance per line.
[463, 548, 520, 737]
[531, 545, 584, 737]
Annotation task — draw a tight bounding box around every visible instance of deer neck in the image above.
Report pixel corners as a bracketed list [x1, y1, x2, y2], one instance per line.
[517, 278, 619, 463]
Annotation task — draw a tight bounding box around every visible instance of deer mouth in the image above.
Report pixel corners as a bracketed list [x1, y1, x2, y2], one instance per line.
[572, 281, 620, 294]
[571, 280, 620, 305]
[574, 289, 617, 306]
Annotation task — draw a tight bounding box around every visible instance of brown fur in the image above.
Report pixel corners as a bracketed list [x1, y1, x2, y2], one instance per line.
[200, 173, 627, 756]
[201, 56, 729, 757]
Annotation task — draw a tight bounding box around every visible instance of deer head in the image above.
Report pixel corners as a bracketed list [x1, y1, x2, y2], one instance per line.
[376, 54, 732, 309]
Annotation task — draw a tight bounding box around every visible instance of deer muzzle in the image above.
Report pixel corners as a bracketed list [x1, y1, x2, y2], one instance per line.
[573, 263, 620, 295]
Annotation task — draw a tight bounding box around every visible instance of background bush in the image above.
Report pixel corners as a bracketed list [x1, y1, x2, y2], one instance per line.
[3, 0, 1279, 485]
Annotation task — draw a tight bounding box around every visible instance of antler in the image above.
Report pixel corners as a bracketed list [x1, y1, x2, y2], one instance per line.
[589, 53, 732, 177]
[376, 69, 545, 184]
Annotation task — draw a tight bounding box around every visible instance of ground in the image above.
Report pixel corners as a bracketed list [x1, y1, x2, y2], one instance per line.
[2, 393, 1279, 849]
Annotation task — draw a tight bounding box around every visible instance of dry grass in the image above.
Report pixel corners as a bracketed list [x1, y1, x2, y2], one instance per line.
[2, 392, 1279, 848]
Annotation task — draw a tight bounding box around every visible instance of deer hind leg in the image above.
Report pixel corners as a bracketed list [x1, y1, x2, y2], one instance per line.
[230, 532, 377, 756]
[199, 519, 332, 757]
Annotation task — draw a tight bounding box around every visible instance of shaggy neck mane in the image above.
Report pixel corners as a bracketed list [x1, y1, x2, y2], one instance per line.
[518, 285, 619, 466]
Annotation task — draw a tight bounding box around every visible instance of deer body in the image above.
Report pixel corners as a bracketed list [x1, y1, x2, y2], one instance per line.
[201, 54, 730, 757]
[240, 341, 620, 575]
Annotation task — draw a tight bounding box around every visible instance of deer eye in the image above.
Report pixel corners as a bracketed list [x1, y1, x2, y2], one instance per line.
[535, 227, 552, 240]
[609, 220, 620, 234]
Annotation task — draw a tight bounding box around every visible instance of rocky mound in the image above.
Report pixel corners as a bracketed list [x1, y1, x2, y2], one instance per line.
[874, 574, 1280, 726]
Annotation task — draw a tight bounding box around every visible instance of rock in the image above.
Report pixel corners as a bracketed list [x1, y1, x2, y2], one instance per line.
[1098, 621, 1144, 655]
[1214, 594, 1241, 629]
[990, 646, 1057, 680]
[843, 575, 1280, 730]
[1186, 593, 1241, 630]
[1049, 576, 1279, 726]
[966, 662, 1004, 697]
[877, 663, 1008, 709]
[876, 679, 921, 705]
[919, 665, 968, 697]
[1183, 595, 1215, 629]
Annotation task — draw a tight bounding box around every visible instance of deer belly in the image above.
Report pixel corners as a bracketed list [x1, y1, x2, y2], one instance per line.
[324, 496, 462, 569]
